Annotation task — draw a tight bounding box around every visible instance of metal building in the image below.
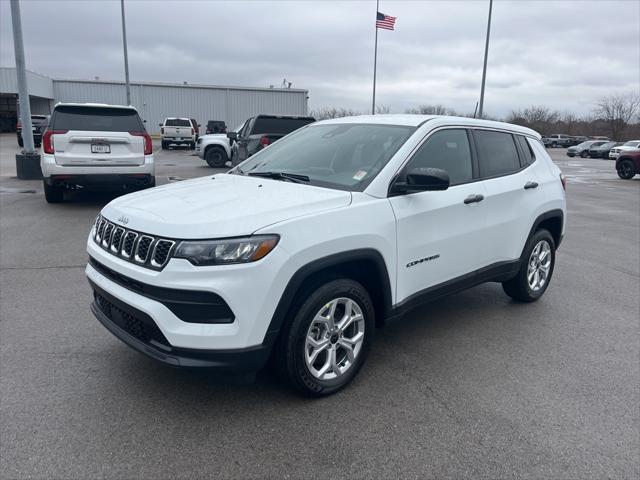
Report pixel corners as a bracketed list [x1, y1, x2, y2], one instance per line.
[0, 67, 309, 134]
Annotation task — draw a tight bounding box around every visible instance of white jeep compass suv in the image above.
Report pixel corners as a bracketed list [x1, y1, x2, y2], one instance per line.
[86, 115, 566, 396]
[42, 103, 154, 203]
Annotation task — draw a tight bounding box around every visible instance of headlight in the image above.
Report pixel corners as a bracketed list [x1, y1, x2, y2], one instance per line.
[174, 235, 279, 266]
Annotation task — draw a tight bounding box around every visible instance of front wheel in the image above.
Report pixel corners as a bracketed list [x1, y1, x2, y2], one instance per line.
[205, 146, 228, 168]
[580, 150, 588, 158]
[617, 160, 636, 179]
[503, 229, 556, 302]
[278, 279, 375, 397]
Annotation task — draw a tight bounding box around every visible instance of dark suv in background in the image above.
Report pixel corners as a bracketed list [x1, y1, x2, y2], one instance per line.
[228, 114, 315, 163]
[205, 120, 227, 134]
[17, 114, 49, 147]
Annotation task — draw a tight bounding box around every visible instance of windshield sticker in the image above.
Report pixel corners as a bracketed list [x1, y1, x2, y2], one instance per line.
[353, 170, 368, 181]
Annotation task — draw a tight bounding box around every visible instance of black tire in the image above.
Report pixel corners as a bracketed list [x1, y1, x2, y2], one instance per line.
[617, 160, 636, 180]
[551, 142, 557, 148]
[276, 278, 375, 397]
[17, 138, 23, 147]
[43, 181, 64, 203]
[190, 142, 196, 150]
[161, 141, 168, 150]
[205, 146, 228, 168]
[502, 229, 556, 302]
[580, 150, 588, 158]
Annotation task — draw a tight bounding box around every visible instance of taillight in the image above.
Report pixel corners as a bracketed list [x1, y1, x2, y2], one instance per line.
[560, 173, 567, 191]
[16, 121, 22, 130]
[42, 129, 68, 154]
[191, 127, 194, 135]
[260, 136, 271, 146]
[130, 131, 153, 155]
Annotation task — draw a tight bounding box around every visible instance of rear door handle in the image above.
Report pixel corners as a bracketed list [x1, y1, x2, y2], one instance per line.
[464, 194, 484, 204]
[524, 181, 539, 190]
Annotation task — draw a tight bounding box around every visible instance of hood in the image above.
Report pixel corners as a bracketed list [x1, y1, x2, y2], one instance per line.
[101, 174, 352, 238]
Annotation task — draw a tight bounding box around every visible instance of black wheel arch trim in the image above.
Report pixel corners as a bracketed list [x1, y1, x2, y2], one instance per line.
[263, 248, 393, 347]
[525, 209, 564, 252]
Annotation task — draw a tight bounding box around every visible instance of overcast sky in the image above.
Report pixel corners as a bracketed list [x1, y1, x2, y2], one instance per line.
[1, 0, 638, 117]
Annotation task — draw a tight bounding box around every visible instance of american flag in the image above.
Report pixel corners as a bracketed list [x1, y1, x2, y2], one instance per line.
[376, 11, 396, 30]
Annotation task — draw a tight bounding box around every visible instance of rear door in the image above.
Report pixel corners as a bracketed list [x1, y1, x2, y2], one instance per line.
[472, 129, 543, 263]
[50, 106, 146, 166]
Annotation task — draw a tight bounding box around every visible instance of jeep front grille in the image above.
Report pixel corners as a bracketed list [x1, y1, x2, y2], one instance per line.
[93, 216, 176, 270]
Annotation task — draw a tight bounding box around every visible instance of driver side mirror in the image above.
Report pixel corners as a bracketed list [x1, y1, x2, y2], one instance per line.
[390, 167, 450, 196]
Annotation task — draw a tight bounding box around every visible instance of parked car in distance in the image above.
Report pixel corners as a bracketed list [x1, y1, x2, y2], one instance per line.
[160, 118, 196, 149]
[568, 135, 590, 146]
[228, 114, 316, 163]
[588, 141, 620, 158]
[609, 140, 640, 160]
[17, 114, 49, 147]
[41, 103, 154, 203]
[542, 134, 572, 148]
[205, 120, 227, 134]
[567, 140, 607, 158]
[616, 150, 640, 179]
[190, 118, 200, 140]
[196, 120, 245, 168]
[87, 114, 566, 396]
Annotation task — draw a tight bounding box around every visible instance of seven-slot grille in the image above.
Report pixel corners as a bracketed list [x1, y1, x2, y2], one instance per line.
[93, 216, 175, 269]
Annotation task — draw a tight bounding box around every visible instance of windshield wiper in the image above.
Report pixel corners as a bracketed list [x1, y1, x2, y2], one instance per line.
[247, 171, 310, 183]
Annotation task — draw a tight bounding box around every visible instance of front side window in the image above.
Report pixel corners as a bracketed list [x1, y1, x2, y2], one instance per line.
[406, 129, 473, 186]
[474, 130, 520, 178]
[237, 123, 415, 191]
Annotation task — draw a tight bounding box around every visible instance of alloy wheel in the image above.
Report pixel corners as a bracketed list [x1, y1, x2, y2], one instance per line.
[527, 240, 552, 292]
[304, 297, 365, 381]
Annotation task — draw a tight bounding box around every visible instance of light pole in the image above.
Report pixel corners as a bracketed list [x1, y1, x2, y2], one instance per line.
[120, 0, 131, 105]
[478, 0, 493, 119]
[10, 0, 41, 179]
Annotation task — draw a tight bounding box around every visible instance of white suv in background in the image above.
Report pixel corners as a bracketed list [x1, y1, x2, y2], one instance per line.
[86, 115, 566, 396]
[160, 117, 196, 149]
[41, 103, 154, 203]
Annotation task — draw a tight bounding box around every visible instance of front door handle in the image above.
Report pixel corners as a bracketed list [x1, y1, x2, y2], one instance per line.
[524, 181, 539, 190]
[464, 194, 484, 204]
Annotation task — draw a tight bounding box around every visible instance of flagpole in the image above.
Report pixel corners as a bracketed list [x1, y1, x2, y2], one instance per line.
[478, 0, 493, 118]
[372, 0, 379, 115]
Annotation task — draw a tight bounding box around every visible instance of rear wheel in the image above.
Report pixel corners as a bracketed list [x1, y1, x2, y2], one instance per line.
[17, 138, 23, 147]
[161, 141, 168, 150]
[617, 160, 635, 179]
[205, 146, 228, 168]
[277, 278, 374, 397]
[190, 142, 196, 150]
[43, 181, 64, 203]
[502, 229, 556, 302]
[580, 150, 588, 158]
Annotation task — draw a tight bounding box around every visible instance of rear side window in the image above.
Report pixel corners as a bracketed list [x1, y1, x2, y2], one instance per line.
[515, 135, 535, 166]
[165, 119, 191, 127]
[407, 129, 473, 186]
[51, 106, 143, 132]
[474, 130, 521, 178]
[251, 117, 315, 135]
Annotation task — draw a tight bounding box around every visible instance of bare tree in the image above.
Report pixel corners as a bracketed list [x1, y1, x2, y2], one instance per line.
[375, 105, 391, 114]
[506, 106, 559, 135]
[592, 92, 640, 140]
[309, 107, 361, 120]
[404, 104, 456, 116]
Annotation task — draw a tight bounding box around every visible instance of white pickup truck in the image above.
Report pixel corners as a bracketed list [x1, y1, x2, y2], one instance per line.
[160, 118, 196, 150]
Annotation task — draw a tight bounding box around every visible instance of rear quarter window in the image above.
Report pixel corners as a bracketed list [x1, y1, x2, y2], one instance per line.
[515, 135, 536, 166]
[474, 130, 521, 178]
[51, 106, 143, 132]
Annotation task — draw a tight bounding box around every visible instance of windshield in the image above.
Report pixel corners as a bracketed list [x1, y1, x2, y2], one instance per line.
[165, 119, 191, 127]
[237, 123, 416, 191]
[623, 141, 640, 147]
[577, 141, 596, 148]
[51, 106, 142, 131]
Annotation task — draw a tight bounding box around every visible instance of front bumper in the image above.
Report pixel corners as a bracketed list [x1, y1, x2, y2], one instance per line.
[90, 279, 272, 370]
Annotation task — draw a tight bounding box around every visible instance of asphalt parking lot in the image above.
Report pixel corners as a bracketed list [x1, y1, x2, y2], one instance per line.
[1, 133, 638, 479]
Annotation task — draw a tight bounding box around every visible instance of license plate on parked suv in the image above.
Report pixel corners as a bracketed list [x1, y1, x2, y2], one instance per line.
[91, 144, 111, 154]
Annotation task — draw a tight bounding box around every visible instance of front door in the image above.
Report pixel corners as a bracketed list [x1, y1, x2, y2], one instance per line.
[390, 128, 492, 304]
